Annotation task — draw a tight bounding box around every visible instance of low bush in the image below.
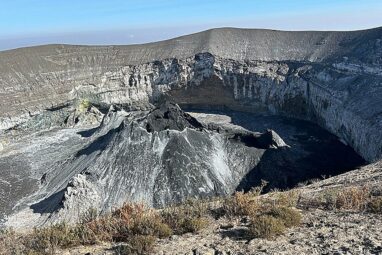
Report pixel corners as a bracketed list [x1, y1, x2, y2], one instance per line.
[78, 99, 91, 112]
[85, 214, 116, 242]
[335, 186, 369, 211]
[222, 182, 267, 217]
[248, 215, 286, 239]
[367, 196, 382, 214]
[180, 217, 210, 233]
[0, 229, 28, 255]
[222, 191, 259, 217]
[267, 206, 301, 228]
[116, 235, 156, 255]
[107, 203, 172, 241]
[273, 190, 301, 208]
[161, 199, 210, 235]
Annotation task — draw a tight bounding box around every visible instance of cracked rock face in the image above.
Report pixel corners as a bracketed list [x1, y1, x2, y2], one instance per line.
[0, 27, 380, 227]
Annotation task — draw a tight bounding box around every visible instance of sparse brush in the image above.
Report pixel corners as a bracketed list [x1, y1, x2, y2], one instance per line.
[335, 186, 369, 211]
[0, 229, 28, 255]
[304, 186, 373, 212]
[248, 215, 286, 239]
[181, 217, 210, 233]
[28, 223, 83, 255]
[113, 203, 146, 225]
[129, 214, 172, 239]
[85, 214, 116, 242]
[71, 223, 98, 246]
[222, 191, 259, 217]
[267, 206, 301, 228]
[274, 190, 301, 208]
[367, 196, 382, 214]
[115, 235, 156, 255]
[0, 184, 306, 253]
[161, 199, 210, 235]
[110, 203, 172, 241]
[222, 182, 267, 217]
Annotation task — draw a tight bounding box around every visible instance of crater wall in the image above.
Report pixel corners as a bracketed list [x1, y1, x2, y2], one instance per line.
[0, 27, 381, 161]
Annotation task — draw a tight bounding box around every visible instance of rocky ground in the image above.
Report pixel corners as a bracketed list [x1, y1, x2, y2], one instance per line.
[154, 210, 382, 255]
[57, 161, 382, 255]
[1, 27, 381, 254]
[59, 208, 382, 255]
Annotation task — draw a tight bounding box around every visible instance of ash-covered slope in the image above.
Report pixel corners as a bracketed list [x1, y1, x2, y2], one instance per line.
[4, 103, 290, 227]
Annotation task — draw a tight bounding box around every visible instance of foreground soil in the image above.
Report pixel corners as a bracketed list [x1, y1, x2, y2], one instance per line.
[61, 208, 382, 255]
[61, 162, 382, 255]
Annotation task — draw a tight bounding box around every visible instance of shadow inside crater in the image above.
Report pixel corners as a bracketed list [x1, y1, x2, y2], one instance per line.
[77, 127, 99, 138]
[219, 227, 251, 241]
[182, 107, 366, 192]
[30, 189, 65, 214]
[75, 123, 123, 157]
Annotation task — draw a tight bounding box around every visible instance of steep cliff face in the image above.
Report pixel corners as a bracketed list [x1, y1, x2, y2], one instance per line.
[12, 51, 377, 161]
[1, 28, 381, 161]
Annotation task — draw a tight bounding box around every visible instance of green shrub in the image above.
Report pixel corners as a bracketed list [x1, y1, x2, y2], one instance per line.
[78, 99, 91, 112]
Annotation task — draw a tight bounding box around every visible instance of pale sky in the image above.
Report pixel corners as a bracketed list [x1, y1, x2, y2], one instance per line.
[1, 0, 381, 51]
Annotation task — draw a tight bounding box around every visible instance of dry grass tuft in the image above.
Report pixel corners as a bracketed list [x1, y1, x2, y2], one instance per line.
[115, 235, 156, 255]
[367, 196, 382, 214]
[0, 229, 28, 255]
[335, 186, 370, 211]
[247, 204, 301, 240]
[267, 206, 301, 228]
[222, 181, 267, 217]
[248, 215, 286, 239]
[222, 191, 259, 217]
[300, 186, 382, 215]
[161, 199, 210, 235]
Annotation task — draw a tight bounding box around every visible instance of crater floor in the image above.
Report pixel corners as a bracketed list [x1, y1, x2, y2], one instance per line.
[188, 110, 366, 191]
[0, 106, 366, 226]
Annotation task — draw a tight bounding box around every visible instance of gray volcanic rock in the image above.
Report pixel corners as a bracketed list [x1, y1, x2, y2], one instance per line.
[143, 102, 203, 132]
[2, 103, 365, 228]
[4, 103, 288, 227]
[0, 27, 380, 227]
[1, 28, 381, 162]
